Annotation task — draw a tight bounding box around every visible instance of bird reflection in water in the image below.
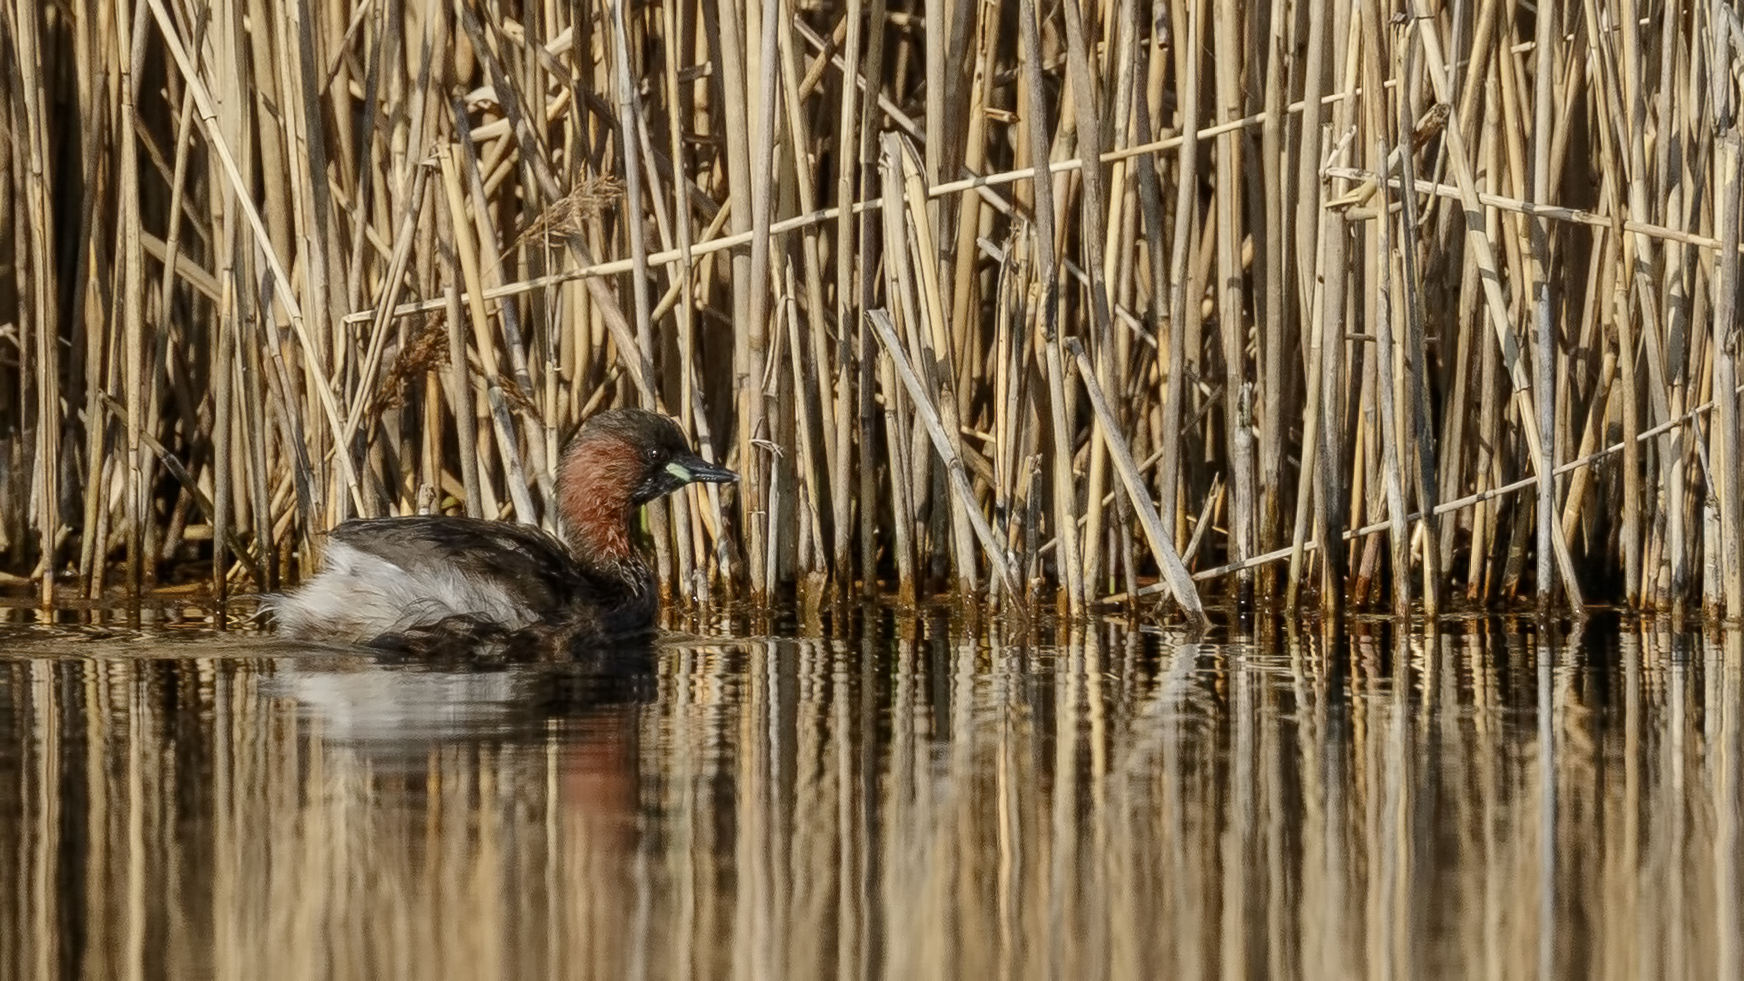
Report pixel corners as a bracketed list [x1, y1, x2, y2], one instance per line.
[262, 633, 658, 855]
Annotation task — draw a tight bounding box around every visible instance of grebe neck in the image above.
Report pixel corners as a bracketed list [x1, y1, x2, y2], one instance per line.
[572, 502, 654, 591]
[558, 437, 653, 593]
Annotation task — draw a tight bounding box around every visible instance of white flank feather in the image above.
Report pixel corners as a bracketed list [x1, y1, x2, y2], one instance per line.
[262, 542, 539, 642]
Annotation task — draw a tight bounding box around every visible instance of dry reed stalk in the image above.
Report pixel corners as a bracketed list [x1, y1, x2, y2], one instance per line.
[14, 0, 59, 608]
[834, 0, 870, 596]
[891, 136, 979, 596]
[710, 0, 768, 600]
[1283, 0, 1327, 611]
[1391, 27, 1441, 621]
[1060, 0, 1117, 597]
[876, 339, 918, 605]
[1066, 337, 1205, 627]
[660, 0, 712, 596]
[433, 163, 485, 520]
[1356, 7, 1402, 616]
[1255, 0, 1288, 590]
[781, 260, 826, 591]
[1363, 29, 1410, 622]
[1309, 1, 1363, 619]
[1161, 0, 1202, 581]
[1129, 25, 1168, 567]
[947, 4, 996, 462]
[1714, 133, 1743, 615]
[71, 8, 110, 602]
[1529, 0, 1557, 612]
[774, 0, 837, 600]
[1618, 0, 1681, 605]
[119, 0, 149, 604]
[1017, 0, 1084, 617]
[1212, 0, 1254, 606]
[869, 309, 1020, 599]
[438, 143, 536, 523]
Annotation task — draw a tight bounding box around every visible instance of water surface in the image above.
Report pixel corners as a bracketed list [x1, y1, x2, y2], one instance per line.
[1, 613, 1739, 979]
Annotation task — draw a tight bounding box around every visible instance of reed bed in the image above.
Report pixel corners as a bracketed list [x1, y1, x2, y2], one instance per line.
[2, 0, 1741, 618]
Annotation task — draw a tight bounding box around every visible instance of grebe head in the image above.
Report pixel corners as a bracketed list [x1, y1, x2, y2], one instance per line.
[557, 408, 736, 565]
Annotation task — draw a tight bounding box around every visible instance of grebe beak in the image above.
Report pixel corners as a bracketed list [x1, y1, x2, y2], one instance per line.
[667, 455, 738, 485]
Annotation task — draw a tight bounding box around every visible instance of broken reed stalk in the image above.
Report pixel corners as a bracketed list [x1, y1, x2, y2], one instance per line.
[5, 0, 1744, 623]
[1066, 337, 1205, 628]
[868, 309, 1020, 602]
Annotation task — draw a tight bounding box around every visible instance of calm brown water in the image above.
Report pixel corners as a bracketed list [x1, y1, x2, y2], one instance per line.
[0, 612, 1740, 980]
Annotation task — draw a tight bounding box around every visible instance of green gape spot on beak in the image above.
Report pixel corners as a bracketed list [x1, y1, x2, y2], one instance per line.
[664, 453, 737, 487]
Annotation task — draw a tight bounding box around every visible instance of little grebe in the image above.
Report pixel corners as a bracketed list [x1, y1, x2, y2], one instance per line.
[266, 408, 737, 649]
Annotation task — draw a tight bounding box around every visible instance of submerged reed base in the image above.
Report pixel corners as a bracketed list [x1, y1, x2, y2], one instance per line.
[1, 0, 1741, 621]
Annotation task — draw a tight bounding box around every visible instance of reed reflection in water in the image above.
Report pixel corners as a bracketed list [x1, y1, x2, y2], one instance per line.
[0, 618, 1740, 980]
